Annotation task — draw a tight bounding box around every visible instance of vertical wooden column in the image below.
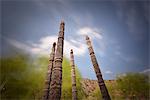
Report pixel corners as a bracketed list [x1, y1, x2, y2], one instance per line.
[86, 36, 111, 100]
[49, 21, 65, 100]
[43, 42, 56, 100]
[70, 49, 77, 100]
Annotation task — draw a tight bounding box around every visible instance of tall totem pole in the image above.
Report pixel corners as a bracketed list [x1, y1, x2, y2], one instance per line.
[43, 42, 56, 100]
[70, 49, 77, 100]
[86, 36, 111, 100]
[49, 21, 65, 100]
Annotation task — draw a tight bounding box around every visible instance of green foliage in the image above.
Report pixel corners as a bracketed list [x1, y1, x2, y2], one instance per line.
[116, 73, 149, 99]
[1, 54, 30, 99]
[0, 54, 47, 100]
[2, 53, 148, 100]
[88, 73, 149, 100]
[0, 54, 84, 100]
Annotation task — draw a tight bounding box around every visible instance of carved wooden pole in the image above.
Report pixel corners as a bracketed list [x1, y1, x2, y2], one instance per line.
[70, 49, 77, 100]
[86, 36, 111, 100]
[49, 21, 65, 100]
[43, 42, 56, 100]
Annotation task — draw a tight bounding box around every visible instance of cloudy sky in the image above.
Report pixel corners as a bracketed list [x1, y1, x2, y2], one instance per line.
[1, 0, 149, 79]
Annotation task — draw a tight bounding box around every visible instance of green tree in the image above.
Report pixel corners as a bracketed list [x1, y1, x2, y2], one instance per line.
[0, 54, 49, 100]
[1, 54, 31, 99]
[116, 73, 149, 99]
[0, 54, 84, 100]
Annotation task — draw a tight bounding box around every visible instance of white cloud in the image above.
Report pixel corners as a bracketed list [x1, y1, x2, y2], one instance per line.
[77, 27, 103, 39]
[5, 37, 32, 53]
[29, 24, 105, 57]
[5, 35, 87, 58]
[29, 27, 103, 58]
[140, 68, 150, 74]
[64, 40, 87, 57]
[36, 36, 57, 50]
[5, 27, 104, 58]
[105, 70, 113, 74]
[30, 35, 87, 58]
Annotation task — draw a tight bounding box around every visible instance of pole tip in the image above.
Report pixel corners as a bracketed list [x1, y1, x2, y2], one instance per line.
[61, 20, 65, 24]
[53, 42, 56, 47]
[86, 35, 89, 40]
[70, 49, 73, 54]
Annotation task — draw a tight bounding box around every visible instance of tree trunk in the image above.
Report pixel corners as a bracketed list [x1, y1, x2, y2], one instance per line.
[86, 36, 111, 100]
[49, 21, 65, 100]
[70, 49, 77, 100]
[43, 42, 56, 100]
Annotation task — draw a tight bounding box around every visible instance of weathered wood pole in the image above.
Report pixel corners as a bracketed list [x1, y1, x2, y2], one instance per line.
[86, 36, 111, 100]
[43, 42, 56, 100]
[49, 21, 65, 100]
[70, 49, 77, 100]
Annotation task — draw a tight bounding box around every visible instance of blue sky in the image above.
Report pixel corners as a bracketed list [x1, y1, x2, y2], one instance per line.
[1, 0, 149, 80]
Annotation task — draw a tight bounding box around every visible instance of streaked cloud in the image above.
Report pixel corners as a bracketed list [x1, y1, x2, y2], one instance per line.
[105, 70, 113, 74]
[4, 37, 32, 53]
[5, 35, 87, 58]
[140, 68, 150, 74]
[28, 26, 103, 58]
[37, 35, 87, 57]
[77, 27, 103, 39]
